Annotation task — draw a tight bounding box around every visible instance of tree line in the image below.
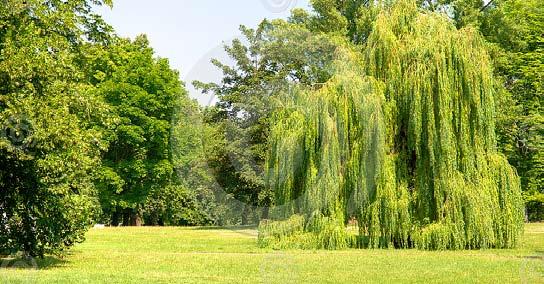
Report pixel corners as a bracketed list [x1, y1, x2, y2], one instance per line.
[0, 0, 542, 256]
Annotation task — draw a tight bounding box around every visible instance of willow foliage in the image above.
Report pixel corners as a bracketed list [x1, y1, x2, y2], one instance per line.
[261, 1, 524, 250]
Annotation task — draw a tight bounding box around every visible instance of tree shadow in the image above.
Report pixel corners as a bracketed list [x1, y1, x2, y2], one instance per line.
[35, 256, 68, 269]
[194, 225, 258, 231]
[518, 250, 544, 261]
[0, 255, 68, 270]
[523, 255, 544, 260]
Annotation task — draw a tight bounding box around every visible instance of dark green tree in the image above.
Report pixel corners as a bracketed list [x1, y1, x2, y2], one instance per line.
[86, 35, 185, 226]
[0, 0, 112, 257]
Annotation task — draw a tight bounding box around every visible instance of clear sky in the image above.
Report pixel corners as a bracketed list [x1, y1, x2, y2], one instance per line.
[96, 0, 311, 105]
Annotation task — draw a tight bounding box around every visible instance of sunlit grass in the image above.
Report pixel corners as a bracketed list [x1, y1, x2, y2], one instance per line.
[1, 224, 543, 283]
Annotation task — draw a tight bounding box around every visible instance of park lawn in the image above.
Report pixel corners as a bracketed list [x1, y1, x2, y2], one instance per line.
[1, 224, 543, 284]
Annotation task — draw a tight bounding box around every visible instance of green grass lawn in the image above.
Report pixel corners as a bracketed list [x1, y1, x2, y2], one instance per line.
[1, 224, 543, 283]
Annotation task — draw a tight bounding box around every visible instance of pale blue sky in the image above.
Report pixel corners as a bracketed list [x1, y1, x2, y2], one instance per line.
[96, 0, 311, 104]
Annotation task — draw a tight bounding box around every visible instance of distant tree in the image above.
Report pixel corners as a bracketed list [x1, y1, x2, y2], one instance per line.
[149, 97, 219, 226]
[195, 20, 338, 224]
[0, 0, 112, 257]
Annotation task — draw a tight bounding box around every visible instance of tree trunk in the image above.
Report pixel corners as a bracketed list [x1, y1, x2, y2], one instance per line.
[122, 209, 130, 226]
[261, 206, 270, 220]
[130, 211, 143, 226]
[111, 209, 120, 227]
[241, 205, 249, 225]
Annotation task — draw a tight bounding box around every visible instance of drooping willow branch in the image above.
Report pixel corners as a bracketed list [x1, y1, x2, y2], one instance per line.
[260, 0, 524, 250]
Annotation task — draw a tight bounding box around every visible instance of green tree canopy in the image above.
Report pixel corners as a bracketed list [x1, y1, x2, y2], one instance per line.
[0, 0, 112, 257]
[196, 20, 340, 224]
[86, 35, 187, 226]
[261, 0, 524, 250]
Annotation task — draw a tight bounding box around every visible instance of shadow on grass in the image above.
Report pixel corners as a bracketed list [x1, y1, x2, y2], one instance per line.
[35, 256, 68, 269]
[517, 250, 544, 262]
[0, 255, 68, 270]
[523, 255, 544, 260]
[194, 225, 258, 231]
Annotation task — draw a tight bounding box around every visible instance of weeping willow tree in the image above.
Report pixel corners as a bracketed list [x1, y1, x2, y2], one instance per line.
[259, 0, 524, 250]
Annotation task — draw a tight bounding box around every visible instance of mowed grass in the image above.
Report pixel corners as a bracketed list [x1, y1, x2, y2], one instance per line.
[1, 224, 543, 283]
